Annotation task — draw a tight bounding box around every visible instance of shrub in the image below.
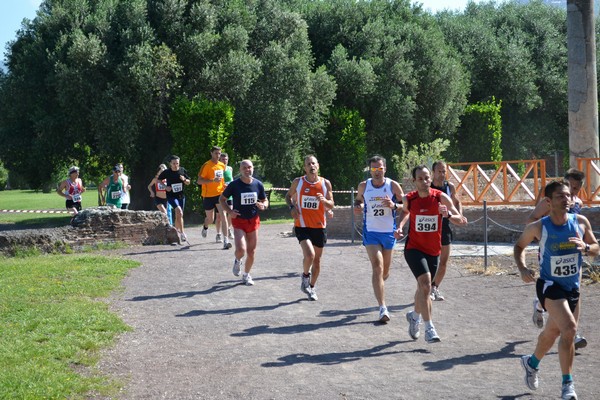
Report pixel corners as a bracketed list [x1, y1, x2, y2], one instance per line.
[454, 97, 503, 163]
[315, 108, 367, 191]
[392, 138, 450, 182]
[169, 95, 234, 214]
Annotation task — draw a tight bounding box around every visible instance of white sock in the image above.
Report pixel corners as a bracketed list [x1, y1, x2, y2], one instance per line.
[412, 312, 421, 322]
[424, 320, 434, 330]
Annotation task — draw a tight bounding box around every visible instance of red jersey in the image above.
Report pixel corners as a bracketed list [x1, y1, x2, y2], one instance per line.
[294, 176, 328, 229]
[155, 179, 167, 193]
[405, 188, 443, 256]
[67, 178, 83, 202]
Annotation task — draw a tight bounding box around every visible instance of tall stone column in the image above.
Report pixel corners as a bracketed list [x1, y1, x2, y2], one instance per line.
[568, 0, 599, 189]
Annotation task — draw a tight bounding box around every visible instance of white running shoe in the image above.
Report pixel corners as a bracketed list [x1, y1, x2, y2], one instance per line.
[228, 228, 234, 240]
[300, 274, 311, 294]
[574, 333, 587, 350]
[223, 239, 232, 250]
[406, 311, 421, 340]
[243, 273, 254, 286]
[216, 233, 222, 243]
[180, 232, 188, 242]
[307, 286, 318, 301]
[425, 326, 441, 343]
[520, 355, 539, 390]
[201, 227, 208, 238]
[379, 306, 390, 323]
[232, 259, 242, 276]
[532, 298, 545, 329]
[561, 381, 577, 400]
[430, 286, 445, 301]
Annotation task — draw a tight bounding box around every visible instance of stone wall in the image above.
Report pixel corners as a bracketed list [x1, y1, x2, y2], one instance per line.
[3, 205, 598, 255]
[0, 207, 179, 255]
[327, 205, 600, 242]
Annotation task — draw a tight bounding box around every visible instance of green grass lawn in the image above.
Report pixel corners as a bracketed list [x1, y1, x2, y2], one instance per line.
[1, 189, 67, 210]
[0, 190, 74, 227]
[0, 253, 139, 398]
[0, 189, 294, 228]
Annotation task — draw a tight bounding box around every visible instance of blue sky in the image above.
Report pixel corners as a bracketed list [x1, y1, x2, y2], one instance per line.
[1, 0, 474, 68]
[1, 1, 42, 66]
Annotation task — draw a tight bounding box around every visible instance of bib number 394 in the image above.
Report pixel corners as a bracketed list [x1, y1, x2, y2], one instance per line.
[550, 254, 579, 278]
[415, 215, 438, 232]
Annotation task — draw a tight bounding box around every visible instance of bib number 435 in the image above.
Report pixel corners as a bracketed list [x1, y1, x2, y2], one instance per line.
[550, 254, 579, 278]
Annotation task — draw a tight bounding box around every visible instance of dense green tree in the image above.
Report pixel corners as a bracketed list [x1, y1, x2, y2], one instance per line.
[0, 0, 182, 198]
[314, 107, 367, 190]
[437, 1, 568, 161]
[455, 97, 503, 163]
[169, 95, 234, 213]
[298, 0, 469, 162]
[0, 0, 577, 199]
[0, 0, 334, 200]
[232, 0, 336, 186]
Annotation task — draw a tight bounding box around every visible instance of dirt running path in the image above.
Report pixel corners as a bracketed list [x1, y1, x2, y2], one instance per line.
[99, 223, 600, 399]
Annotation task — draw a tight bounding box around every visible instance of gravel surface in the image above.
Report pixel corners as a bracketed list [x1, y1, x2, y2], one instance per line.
[97, 223, 600, 399]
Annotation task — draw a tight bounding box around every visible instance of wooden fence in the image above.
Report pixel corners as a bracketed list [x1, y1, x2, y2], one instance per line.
[447, 158, 600, 206]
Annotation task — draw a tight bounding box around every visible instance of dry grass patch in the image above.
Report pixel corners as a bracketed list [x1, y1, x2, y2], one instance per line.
[460, 258, 516, 276]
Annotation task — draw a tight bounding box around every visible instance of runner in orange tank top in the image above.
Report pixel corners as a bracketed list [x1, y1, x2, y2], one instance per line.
[285, 155, 334, 301]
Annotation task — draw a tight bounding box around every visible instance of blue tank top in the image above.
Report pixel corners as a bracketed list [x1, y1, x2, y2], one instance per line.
[539, 213, 583, 291]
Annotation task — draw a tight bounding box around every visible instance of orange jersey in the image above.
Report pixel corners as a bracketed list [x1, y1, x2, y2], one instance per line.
[294, 176, 328, 228]
[198, 160, 226, 197]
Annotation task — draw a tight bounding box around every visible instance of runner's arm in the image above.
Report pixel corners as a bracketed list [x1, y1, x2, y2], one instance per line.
[320, 179, 334, 210]
[285, 178, 300, 218]
[56, 181, 68, 198]
[440, 192, 467, 225]
[396, 195, 410, 234]
[147, 179, 156, 197]
[514, 221, 541, 283]
[573, 215, 600, 257]
[353, 181, 366, 214]
[448, 182, 462, 214]
[391, 180, 404, 210]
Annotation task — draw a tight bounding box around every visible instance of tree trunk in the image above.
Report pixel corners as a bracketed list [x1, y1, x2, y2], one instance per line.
[130, 124, 174, 211]
[567, 0, 600, 189]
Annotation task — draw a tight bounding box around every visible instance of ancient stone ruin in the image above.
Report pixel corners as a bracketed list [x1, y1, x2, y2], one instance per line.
[0, 207, 180, 255]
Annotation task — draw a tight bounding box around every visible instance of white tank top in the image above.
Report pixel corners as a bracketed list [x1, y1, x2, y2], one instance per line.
[363, 178, 396, 233]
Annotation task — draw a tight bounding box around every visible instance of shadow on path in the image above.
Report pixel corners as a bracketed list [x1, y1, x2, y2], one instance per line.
[422, 340, 529, 371]
[122, 243, 201, 255]
[232, 315, 377, 337]
[262, 341, 427, 367]
[177, 299, 304, 317]
[128, 273, 298, 301]
[319, 304, 411, 318]
[495, 394, 533, 400]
